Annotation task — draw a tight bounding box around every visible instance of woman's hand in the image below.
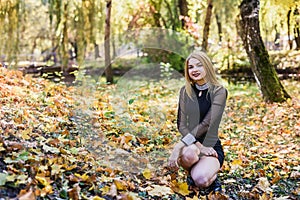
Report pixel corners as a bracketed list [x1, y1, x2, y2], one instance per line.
[168, 150, 180, 171]
[199, 146, 218, 158]
[167, 141, 184, 170]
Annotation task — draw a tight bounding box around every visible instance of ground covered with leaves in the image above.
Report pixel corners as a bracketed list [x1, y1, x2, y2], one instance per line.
[0, 67, 299, 200]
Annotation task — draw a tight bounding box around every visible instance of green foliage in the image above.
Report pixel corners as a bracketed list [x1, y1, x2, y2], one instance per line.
[143, 49, 185, 72]
[160, 62, 174, 79]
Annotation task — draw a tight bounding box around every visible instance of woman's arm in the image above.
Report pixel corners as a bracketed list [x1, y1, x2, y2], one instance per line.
[177, 87, 212, 139]
[202, 86, 227, 147]
[168, 140, 185, 169]
[190, 108, 211, 138]
[177, 87, 191, 136]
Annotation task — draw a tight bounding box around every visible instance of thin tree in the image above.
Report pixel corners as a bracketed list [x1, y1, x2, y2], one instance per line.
[104, 0, 113, 83]
[287, 9, 293, 49]
[202, 0, 213, 51]
[293, 8, 300, 50]
[178, 0, 188, 28]
[61, 1, 69, 71]
[239, 0, 290, 102]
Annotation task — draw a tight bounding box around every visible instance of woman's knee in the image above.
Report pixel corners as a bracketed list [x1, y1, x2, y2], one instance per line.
[181, 149, 198, 164]
[193, 174, 212, 188]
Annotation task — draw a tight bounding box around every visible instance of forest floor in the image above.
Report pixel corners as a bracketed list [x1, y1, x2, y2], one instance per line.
[0, 66, 299, 200]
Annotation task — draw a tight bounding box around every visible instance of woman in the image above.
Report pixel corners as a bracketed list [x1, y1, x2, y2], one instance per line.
[168, 51, 227, 193]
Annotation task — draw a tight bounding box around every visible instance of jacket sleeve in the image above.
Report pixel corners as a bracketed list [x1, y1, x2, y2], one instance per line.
[202, 86, 227, 147]
[177, 87, 190, 136]
[190, 107, 211, 139]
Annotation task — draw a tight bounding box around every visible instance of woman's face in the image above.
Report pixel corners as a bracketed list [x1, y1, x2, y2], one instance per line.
[187, 58, 206, 83]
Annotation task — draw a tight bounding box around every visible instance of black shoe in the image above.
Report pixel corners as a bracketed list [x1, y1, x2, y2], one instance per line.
[186, 175, 196, 187]
[208, 177, 222, 193]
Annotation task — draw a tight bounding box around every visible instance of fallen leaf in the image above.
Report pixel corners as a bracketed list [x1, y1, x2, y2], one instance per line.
[35, 175, 52, 187]
[0, 173, 7, 186]
[271, 170, 280, 184]
[108, 183, 117, 197]
[207, 192, 229, 200]
[186, 196, 199, 200]
[68, 184, 81, 200]
[290, 171, 300, 179]
[18, 189, 36, 200]
[170, 180, 190, 196]
[114, 178, 128, 191]
[92, 196, 106, 200]
[255, 177, 272, 193]
[147, 185, 174, 196]
[142, 168, 152, 180]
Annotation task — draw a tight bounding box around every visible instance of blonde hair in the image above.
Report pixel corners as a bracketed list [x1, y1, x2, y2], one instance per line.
[184, 51, 222, 99]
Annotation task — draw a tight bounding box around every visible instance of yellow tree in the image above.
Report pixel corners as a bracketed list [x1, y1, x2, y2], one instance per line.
[0, 0, 23, 65]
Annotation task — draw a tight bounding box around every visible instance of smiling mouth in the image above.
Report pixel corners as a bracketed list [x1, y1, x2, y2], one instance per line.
[192, 72, 200, 77]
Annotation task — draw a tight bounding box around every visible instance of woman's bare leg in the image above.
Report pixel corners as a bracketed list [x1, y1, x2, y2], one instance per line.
[190, 156, 220, 188]
[177, 144, 200, 170]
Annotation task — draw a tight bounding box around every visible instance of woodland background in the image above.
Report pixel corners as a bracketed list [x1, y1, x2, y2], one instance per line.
[0, 0, 299, 199]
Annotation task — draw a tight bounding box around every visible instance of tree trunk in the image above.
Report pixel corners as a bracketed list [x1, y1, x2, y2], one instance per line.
[88, 0, 99, 59]
[61, 2, 69, 71]
[239, 0, 290, 103]
[294, 26, 300, 49]
[76, 2, 85, 66]
[293, 8, 300, 50]
[164, 0, 177, 30]
[202, 0, 213, 51]
[6, 0, 20, 64]
[178, 0, 188, 28]
[150, 0, 163, 27]
[287, 9, 293, 50]
[173, 0, 180, 30]
[104, 0, 113, 84]
[274, 25, 280, 50]
[215, 14, 222, 43]
[94, 43, 100, 59]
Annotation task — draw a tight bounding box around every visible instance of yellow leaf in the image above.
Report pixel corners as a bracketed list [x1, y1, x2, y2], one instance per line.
[271, 171, 280, 184]
[146, 144, 154, 152]
[177, 182, 190, 196]
[92, 196, 106, 200]
[113, 179, 128, 191]
[21, 128, 31, 140]
[142, 168, 152, 180]
[231, 159, 242, 166]
[41, 185, 53, 196]
[122, 133, 134, 143]
[259, 192, 271, 200]
[0, 146, 5, 152]
[100, 185, 110, 194]
[74, 173, 89, 181]
[35, 175, 51, 187]
[171, 180, 190, 196]
[230, 159, 243, 171]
